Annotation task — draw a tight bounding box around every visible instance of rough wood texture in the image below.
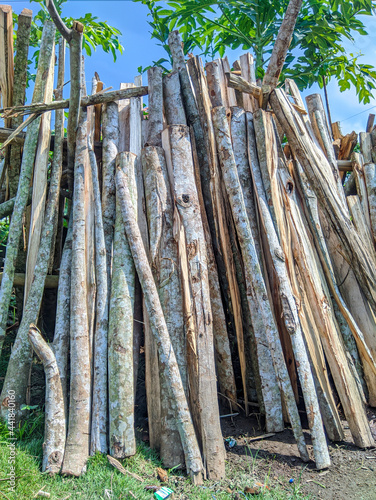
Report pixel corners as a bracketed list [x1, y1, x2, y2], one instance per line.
[270, 88, 376, 326]
[116, 163, 205, 485]
[29, 325, 65, 474]
[8, 8, 32, 199]
[89, 143, 109, 455]
[187, 56, 252, 412]
[146, 67, 163, 146]
[163, 124, 226, 480]
[163, 71, 187, 126]
[101, 101, 119, 290]
[24, 41, 55, 303]
[143, 145, 186, 468]
[1, 86, 149, 118]
[0, 4, 14, 126]
[62, 109, 91, 476]
[305, 93, 345, 205]
[250, 110, 330, 468]
[212, 105, 309, 462]
[108, 152, 137, 459]
[263, 0, 303, 88]
[190, 128, 237, 409]
[0, 20, 55, 383]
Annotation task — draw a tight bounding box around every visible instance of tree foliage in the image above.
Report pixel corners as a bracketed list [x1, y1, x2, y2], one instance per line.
[135, 0, 376, 103]
[15, 0, 123, 65]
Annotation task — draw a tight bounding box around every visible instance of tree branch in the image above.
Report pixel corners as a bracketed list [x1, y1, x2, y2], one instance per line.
[45, 0, 72, 42]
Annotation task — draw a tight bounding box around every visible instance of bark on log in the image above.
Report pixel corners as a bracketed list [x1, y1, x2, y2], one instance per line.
[28, 324, 65, 474]
[53, 218, 72, 416]
[212, 105, 309, 462]
[0, 38, 64, 429]
[0, 5, 14, 127]
[163, 71, 187, 126]
[190, 129, 237, 409]
[263, 0, 303, 89]
[305, 94, 345, 205]
[62, 109, 91, 476]
[8, 8, 32, 199]
[0, 20, 55, 388]
[89, 143, 109, 455]
[146, 67, 163, 147]
[187, 56, 254, 413]
[101, 101, 119, 291]
[115, 163, 205, 485]
[24, 42, 55, 303]
[143, 145, 186, 468]
[0, 86, 148, 117]
[270, 88, 376, 324]
[359, 132, 376, 245]
[249, 111, 330, 468]
[162, 124, 226, 479]
[108, 152, 137, 459]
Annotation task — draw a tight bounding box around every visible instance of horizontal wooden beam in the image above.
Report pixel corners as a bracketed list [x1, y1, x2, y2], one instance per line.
[0, 272, 59, 288]
[0, 85, 148, 118]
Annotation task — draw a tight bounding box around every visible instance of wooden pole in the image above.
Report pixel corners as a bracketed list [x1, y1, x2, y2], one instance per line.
[29, 325, 66, 474]
[115, 163, 205, 485]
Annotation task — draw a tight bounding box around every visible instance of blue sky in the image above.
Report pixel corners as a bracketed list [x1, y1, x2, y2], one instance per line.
[6, 0, 376, 134]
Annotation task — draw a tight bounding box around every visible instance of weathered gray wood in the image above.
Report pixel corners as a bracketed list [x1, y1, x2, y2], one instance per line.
[89, 143, 109, 455]
[108, 152, 137, 459]
[190, 128, 238, 408]
[163, 71, 187, 125]
[61, 109, 91, 476]
[8, 8, 32, 199]
[248, 109, 331, 468]
[163, 124, 226, 479]
[29, 325, 65, 474]
[212, 105, 309, 462]
[187, 55, 254, 415]
[0, 21, 56, 404]
[146, 67, 163, 147]
[305, 93, 345, 205]
[115, 162, 205, 485]
[143, 145, 186, 468]
[24, 41, 55, 303]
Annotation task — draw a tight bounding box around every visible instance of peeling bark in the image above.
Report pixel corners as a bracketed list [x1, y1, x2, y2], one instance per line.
[28, 324, 65, 474]
[212, 106, 309, 462]
[116, 162, 205, 485]
[108, 152, 137, 459]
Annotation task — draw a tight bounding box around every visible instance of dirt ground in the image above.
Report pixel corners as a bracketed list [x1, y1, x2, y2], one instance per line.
[221, 410, 376, 500]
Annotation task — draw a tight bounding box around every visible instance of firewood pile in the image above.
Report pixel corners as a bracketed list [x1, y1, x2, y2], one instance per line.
[0, 2, 376, 485]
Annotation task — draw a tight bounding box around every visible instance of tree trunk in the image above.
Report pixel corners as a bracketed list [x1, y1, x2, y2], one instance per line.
[61, 109, 91, 476]
[115, 162, 205, 485]
[212, 105, 309, 462]
[89, 144, 109, 455]
[0, 21, 56, 415]
[28, 324, 65, 474]
[143, 145, 186, 468]
[162, 124, 226, 480]
[108, 152, 137, 459]
[8, 8, 32, 199]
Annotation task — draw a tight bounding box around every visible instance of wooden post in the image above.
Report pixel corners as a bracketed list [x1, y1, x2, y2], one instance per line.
[29, 325, 66, 474]
[163, 124, 226, 479]
[115, 163, 205, 485]
[212, 105, 309, 462]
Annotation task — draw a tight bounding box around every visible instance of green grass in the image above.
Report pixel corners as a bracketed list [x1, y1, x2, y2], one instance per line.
[0, 419, 312, 500]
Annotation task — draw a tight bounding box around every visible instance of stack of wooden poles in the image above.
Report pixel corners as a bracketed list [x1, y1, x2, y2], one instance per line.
[0, 10, 375, 485]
